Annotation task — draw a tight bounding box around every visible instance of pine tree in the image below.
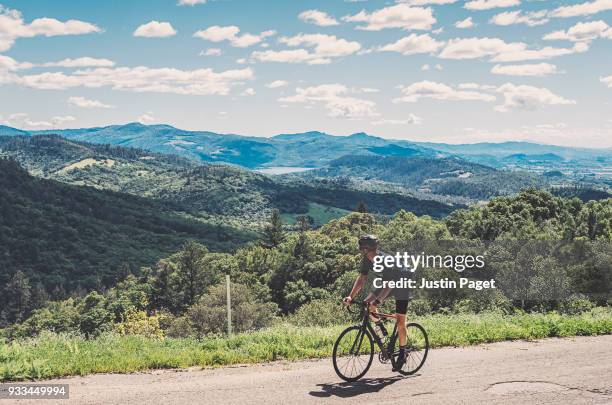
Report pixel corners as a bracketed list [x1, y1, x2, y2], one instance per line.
[262, 210, 285, 248]
[356, 201, 368, 213]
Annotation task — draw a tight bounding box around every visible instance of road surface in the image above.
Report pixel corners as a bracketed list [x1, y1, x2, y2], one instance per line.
[6, 335, 612, 405]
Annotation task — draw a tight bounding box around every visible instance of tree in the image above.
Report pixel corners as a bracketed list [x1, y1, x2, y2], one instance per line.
[175, 241, 209, 309]
[3, 271, 32, 323]
[356, 201, 368, 213]
[262, 210, 285, 248]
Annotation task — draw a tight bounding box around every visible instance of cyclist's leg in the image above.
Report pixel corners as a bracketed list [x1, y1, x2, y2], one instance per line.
[393, 300, 409, 371]
[395, 300, 408, 346]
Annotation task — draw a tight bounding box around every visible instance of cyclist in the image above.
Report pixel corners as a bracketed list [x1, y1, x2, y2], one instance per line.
[343, 234, 411, 371]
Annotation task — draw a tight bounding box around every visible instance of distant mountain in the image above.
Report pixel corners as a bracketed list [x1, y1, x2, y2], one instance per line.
[0, 135, 460, 222]
[300, 155, 547, 200]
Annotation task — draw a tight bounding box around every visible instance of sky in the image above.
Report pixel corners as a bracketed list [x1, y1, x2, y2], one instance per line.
[0, 0, 611, 147]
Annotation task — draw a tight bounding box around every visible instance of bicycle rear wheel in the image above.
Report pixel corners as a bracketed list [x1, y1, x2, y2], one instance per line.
[332, 326, 374, 382]
[390, 323, 429, 375]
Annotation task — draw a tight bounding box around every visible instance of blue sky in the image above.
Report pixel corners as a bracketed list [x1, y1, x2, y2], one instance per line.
[0, 0, 611, 147]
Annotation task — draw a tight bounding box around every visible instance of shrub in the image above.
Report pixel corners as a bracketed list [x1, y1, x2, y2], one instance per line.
[114, 310, 164, 340]
[560, 294, 595, 315]
[288, 299, 344, 327]
[407, 299, 432, 316]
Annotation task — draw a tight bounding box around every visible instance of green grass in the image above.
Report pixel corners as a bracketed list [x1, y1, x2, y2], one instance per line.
[2, 308, 612, 381]
[281, 203, 351, 227]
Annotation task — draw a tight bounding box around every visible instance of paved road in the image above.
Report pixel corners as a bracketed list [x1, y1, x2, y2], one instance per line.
[7, 335, 612, 405]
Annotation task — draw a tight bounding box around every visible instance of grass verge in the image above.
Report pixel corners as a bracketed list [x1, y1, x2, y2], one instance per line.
[2, 308, 611, 381]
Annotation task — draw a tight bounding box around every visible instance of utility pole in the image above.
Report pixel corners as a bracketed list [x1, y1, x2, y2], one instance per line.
[226, 275, 232, 336]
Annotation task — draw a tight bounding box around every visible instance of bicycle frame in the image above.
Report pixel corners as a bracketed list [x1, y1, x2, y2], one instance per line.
[351, 304, 398, 359]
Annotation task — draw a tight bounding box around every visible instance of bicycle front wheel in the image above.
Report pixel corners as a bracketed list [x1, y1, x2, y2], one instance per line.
[332, 326, 374, 382]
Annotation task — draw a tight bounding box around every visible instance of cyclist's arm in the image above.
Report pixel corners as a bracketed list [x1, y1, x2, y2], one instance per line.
[375, 286, 392, 303]
[347, 274, 368, 300]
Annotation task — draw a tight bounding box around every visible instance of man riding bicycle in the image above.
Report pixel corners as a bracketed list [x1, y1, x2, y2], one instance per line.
[343, 235, 411, 371]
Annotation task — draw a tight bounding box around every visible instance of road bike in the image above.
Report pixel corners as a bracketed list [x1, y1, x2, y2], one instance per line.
[332, 302, 429, 382]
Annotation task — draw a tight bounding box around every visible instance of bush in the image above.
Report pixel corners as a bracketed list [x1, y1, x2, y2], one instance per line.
[453, 290, 512, 314]
[165, 316, 195, 339]
[187, 283, 279, 337]
[114, 310, 164, 340]
[407, 299, 432, 316]
[288, 299, 344, 327]
[560, 294, 595, 315]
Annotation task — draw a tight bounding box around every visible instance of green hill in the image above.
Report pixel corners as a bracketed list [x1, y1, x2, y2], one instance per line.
[0, 158, 255, 297]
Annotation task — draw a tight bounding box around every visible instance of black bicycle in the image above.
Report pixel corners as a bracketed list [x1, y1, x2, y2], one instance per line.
[332, 302, 429, 382]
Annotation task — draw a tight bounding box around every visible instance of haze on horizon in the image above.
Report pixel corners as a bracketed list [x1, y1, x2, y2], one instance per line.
[0, 0, 611, 148]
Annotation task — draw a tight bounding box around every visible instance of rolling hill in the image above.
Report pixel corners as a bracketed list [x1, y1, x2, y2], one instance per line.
[0, 158, 255, 297]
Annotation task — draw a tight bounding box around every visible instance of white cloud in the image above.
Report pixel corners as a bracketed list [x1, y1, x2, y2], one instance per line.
[439, 37, 525, 60]
[371, 115, 422, 125]
[491, 63, 560, 76]
[0, 55, 32, 71]
[52, 115, 76, 126]
[550, 0, 612, 18]
[490, 10, 549, 27]
[266, 80, 289, 88]
[543, 20, 612, 42]
[241, 87, 256, 96]
[279, 84, 379, 118]
[1, 112, 75, 128]
[299, 10, 339, 26]
[455, 17, 474, 29]
[394, 81, 496, 103]
[178, 0, 206, 5]
[68, 96, 114, 109]
[200, 48, 222, 56]
[464, 0, 521, 11]
[421, 64, 430, 71]
[0, 5, 101, 52]
[601, 75, 612, 87]
[193, 25, 275, 47]
[342, 4, 436, 31]
[495, 83, 575, 112]
[134, 21, 177, 38]
[379, 33, 444, 55]
[138, 112, 155, 123]
[4, 65, 254, 95]
[397, 0, 458, 4]
[492, 42, 588, 62]
[439, 37, 589, 62]
[42, 57, 115, 68]
[252, 34, 361, 65]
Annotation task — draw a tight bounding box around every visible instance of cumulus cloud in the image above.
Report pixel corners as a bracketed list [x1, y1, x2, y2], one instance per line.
[544, 20, 612, 42]
[299, 10, 339, 26]
[439, 37, 525, 60]
[394, 81, 496, 103]
[492, 42, 588, 62]
[138, 112, 155, 123]
[193, 25, 275, 47]
[266, 80, 289, 88]
[134, 21, 177, 38]
[241, 87, 256, 96]
[464, 0, 521, 11]
[251, 34, 361, 65]
[342, 4, 436, 31]
[42, 57, 115, 68]
[371, 115, 422, 125]
[495, 83, 575, 112]
[178, 0, 206, 5]
[455, 17, 474, 29]
[491, 63, 560, 77]
[68, 96, 114, 109]
[438, 37, 589, 62]
[3, 65, 254, 95]
[397, 0, 458, 4]
[550, 0, 612, 18]
[0, 55, 32, 71]
[378, 33, 444, 55]
[279, 84, 379, 118]
[490, 10, 549, 26]
[601, 75, 612, 87]
[1, 112, 75, 128]
[0, 5, 101, 52]
[200, 48, 222, 56]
